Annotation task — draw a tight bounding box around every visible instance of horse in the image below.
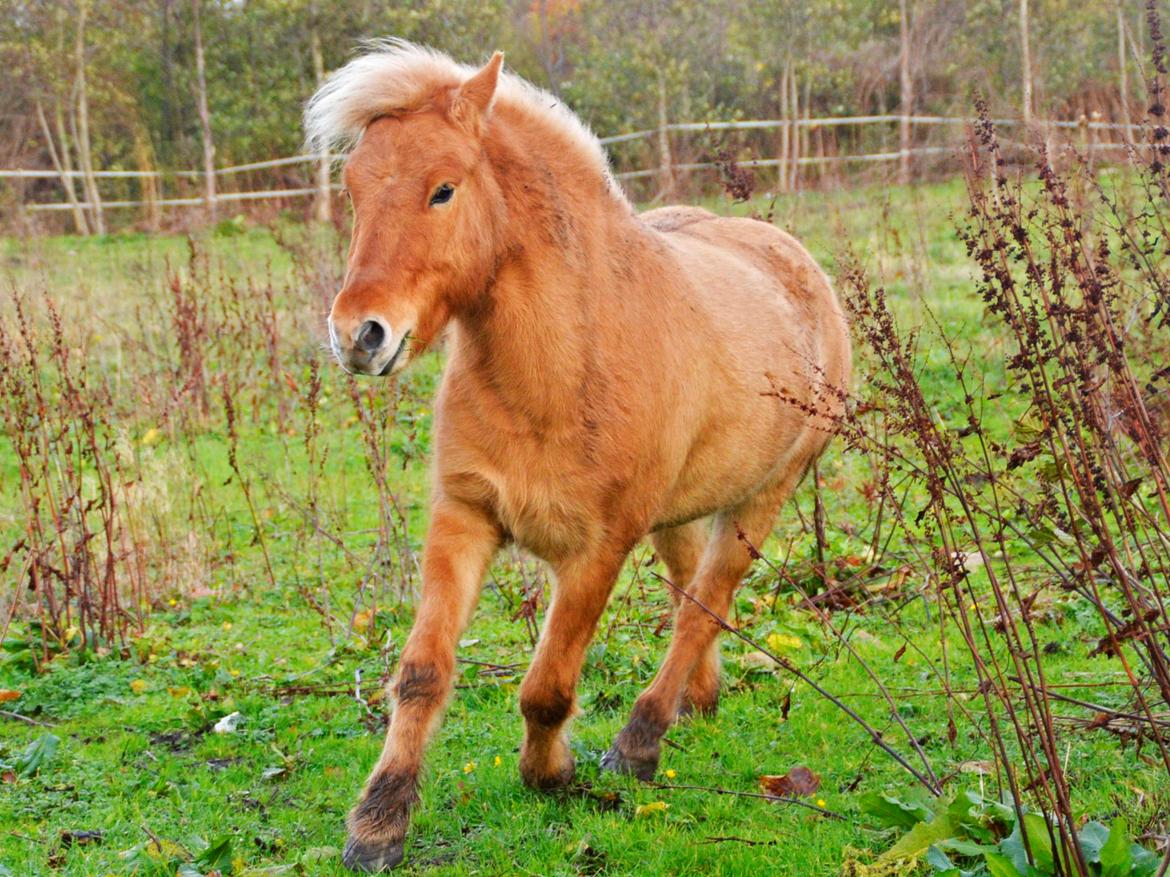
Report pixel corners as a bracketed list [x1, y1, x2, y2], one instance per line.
[306, 42, 852, 872]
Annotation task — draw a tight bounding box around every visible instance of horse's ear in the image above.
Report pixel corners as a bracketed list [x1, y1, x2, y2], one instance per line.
[451, 52, 504, 133]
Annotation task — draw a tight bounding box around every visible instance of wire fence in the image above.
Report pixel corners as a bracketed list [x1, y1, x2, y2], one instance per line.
[1, 113, 1135, 215]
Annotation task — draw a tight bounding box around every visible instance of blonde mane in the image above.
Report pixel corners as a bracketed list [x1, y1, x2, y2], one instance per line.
[305, 40, 623, 198]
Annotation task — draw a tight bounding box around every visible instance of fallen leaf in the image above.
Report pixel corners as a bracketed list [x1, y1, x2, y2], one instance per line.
[760, 765, 821, 798]
[353, 609, 374, 633]
[766, 632, 804, 652]
[129, 680, 148, 695]
[0, 690, 20, 703]
[959, 760, 994, 775]
[635, 801, 669, 818]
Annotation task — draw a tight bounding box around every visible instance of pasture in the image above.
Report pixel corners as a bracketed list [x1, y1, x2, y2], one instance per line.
[0, 173, 1167, 877]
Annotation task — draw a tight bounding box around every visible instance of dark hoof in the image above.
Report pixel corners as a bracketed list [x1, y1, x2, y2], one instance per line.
[343, 835, 405, 873]
[599, 744, 658, 781]
[521, 758, 576, 791]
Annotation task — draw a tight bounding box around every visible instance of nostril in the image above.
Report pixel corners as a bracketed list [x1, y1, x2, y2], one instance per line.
[355, 320, 385, 354]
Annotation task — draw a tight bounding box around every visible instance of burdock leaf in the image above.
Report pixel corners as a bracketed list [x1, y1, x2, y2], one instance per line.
[984, 852, 1025, 877]
[15, 733, 59, 777]
[1099, 819, 1132, 877]
[861, 791, 933, 829]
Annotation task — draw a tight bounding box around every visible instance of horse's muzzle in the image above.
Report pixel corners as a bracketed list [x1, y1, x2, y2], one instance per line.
[329, 316, 409, 377]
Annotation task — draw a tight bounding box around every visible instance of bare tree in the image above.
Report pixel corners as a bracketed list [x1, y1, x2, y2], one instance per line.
[74, 0, 105, 235]
[898, 0, 915, 184]
[310, 25, 331, 224]
[1019, 0, 1034, 125]
[778, 57, 791, 194]
[192, 0, 217, 221]
[788, 63, 801, 192]
[655, 69, 674, 202]
[534, 0, 562, 98]
[34, 100, 89, 235]
[1118, 0, 1132, 139]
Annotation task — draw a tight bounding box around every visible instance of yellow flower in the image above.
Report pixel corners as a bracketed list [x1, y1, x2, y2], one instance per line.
[129, 679, 148, 694]
[493, 756, 502, 767]
[817, 798, 827, 808]
[664, 769, 677, 779]
[463, 761, 476, 774]
[141, 427, 161, 446]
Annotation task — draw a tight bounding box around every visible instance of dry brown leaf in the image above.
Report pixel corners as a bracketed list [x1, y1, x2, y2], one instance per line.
[759, 765, 821, 798]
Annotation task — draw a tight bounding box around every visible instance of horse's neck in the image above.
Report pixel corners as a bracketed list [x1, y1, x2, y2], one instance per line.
[453, 171, 632, 431]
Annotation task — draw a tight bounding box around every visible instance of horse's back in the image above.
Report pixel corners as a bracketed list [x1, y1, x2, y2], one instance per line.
[631, 205, 851, 525]
[640, 205, 849, 386]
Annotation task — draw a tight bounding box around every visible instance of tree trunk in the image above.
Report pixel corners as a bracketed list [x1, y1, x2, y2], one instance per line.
[1118, 0, 1133, 141]
[74, 0, 105, 235]
[132, 122, 161, 231]
[1019, 0, 1034, 126]
[788, 66, 800, 192]
[192, 0, 217, 222]
[801, 75, 811, 187]
[655, 70, 674, 202]
[310, 27, 331, 224]
[778, 58, 790, 194]
[536, 0, 561, 98]
[36, 101, 89, 236]
[899, 0, 914, 185]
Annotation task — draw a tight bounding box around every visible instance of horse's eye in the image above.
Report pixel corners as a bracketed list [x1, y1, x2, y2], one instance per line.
[429, 183, 455, 207]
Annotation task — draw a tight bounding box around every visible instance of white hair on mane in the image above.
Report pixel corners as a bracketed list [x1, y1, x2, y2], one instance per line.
[305, 39, 622, 196]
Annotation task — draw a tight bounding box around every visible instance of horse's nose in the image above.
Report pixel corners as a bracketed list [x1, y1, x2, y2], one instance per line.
[354, 319, 386, 354]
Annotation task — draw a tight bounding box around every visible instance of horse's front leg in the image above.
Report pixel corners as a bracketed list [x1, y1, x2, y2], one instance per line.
[343, 499, 501, 873]
[518, 548, 630, 789]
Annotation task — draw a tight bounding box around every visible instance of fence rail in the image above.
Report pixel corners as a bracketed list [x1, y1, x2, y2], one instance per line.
[2, 114, 1133, 215]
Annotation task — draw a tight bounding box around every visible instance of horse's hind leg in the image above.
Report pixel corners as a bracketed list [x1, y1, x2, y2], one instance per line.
[602, 477, 796, 781]
[651, 520, 720, 717]
[518, 546, 630, 789]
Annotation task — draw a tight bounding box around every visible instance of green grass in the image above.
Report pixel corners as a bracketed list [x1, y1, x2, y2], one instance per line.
[1, 179, 1165, 876]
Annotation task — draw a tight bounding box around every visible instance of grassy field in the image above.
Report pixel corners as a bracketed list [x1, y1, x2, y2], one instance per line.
[0, 177, 1166, 876]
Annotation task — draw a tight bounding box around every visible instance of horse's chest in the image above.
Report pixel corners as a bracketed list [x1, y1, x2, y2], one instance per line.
[499, 477, 593, 560]
[445, 448, 597, 562]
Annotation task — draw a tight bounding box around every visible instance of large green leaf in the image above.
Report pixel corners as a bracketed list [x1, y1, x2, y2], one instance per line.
[984, 852, 1024, 877]
[881, 815, 959, 862]
[1001, 812, 1053, 875]
[1099, 819, 1133, 877]
[862, 791, 935, 829]
[1079, 821, 1110, 864]
[15, 732, 59, 777]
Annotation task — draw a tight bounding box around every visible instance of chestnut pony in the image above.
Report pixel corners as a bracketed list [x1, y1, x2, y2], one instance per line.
[307, 42, 851, 872]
